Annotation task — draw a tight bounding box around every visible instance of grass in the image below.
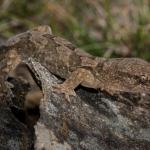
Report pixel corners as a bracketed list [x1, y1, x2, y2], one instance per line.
[0, 0, 149, 61]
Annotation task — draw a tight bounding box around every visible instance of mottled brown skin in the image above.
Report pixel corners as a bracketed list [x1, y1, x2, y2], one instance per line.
[1, 25, 150, 103]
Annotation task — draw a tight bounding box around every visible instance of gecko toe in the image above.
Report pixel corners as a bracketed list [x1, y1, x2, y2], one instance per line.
[52, 84, 76, 102]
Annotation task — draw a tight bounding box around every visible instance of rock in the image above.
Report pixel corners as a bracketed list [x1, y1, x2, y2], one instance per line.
[1, 54, 150, 150]
[0, 105, 34, 150]
[0, 31, 149, 149]
[26, 58, 150, 150]
[0, 41, 36, 149]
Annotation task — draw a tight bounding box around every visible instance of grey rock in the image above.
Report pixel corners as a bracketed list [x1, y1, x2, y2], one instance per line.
[0, 105, 33, 150]
[27, 58, 150, 150]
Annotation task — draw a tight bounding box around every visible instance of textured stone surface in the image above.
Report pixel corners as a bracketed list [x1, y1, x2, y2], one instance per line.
[0, 41, 34, 150]
[0, 105, 34, 150]
[28, 59, 150, 150]
[0, 57, 149, 150]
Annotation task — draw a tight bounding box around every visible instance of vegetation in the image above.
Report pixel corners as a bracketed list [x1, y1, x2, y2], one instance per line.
[0, 0, 150, 61]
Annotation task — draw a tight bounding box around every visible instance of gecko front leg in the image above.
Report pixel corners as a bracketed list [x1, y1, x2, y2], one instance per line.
[52, 68, 100, 102]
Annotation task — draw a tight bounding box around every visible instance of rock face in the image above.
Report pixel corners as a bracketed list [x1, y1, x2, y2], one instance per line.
[0, 80, 34, 150]
[0, 36, 150, 150]
[0, 40, 34, 150]
[0, 106, 34, 150]
[27, 59, 150, 150]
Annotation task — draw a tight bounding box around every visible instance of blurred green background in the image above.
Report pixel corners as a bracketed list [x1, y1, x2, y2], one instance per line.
[0, 0, 150, 61]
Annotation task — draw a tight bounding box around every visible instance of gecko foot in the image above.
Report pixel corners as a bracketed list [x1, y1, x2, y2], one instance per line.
[52, 84, 76, 102]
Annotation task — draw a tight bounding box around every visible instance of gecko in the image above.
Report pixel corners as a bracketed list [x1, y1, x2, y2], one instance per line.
[1, 25, 150, 105]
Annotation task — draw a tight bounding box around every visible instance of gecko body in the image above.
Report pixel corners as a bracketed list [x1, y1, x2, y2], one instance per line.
[1, 25, 150, 103]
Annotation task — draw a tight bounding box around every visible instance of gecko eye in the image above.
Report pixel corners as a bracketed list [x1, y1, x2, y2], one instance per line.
[140, 75, 148, 84]
[141, 75, 147, 80]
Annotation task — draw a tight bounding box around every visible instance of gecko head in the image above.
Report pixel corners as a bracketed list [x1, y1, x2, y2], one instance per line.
[32, 25, 52, 35]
